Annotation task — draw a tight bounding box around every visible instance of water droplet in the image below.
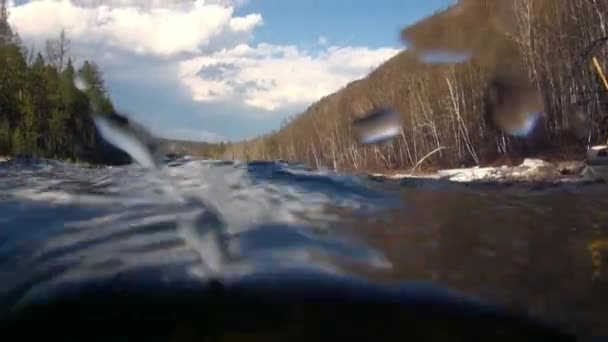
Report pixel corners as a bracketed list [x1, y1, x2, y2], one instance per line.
[419, 50, 472, 64]
[353, 108, 402, 144]
[485, 76, 544, 137]
[74, 75, 87, 92]
[92, 113, 231, 275]
[92, 114, 165, 169]
[507, 112, 541, 137]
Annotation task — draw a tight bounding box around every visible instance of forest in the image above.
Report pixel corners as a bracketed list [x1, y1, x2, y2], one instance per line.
[219, 0, 608, 173]
[0, 0, 130, 165]
[3, 0, 608, 170]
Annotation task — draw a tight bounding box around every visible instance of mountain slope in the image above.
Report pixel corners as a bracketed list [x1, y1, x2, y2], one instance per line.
[223, 0, 608, 172]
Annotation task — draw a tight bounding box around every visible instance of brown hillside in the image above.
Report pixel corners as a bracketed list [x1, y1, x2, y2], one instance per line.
[220, 0, 608, 172]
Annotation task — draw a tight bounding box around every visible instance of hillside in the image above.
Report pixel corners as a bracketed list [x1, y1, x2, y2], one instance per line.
[222, 0, 608, 172]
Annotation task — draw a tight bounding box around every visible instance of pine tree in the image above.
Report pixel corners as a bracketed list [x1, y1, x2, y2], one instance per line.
[45, 62, 65, 156]
[0, 8, 127, 164]
[11, 126, 23, 153]
[0, 0, 13, 46]
[77, 60, 117, 114]
[0, 42, 27, 141]
[45, 29, 70, 71]
[0, 114, 9, 153]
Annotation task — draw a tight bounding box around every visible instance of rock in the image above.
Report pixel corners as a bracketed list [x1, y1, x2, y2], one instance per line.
[510, 158, 561, 182]
[582, 165, 608, 181]
[586, 145, 608, 166]
[437, 166, 503, 182]
[379, 158, 590, 184]
[579, 145, 608, 181]
[436, 158, 561, 183]
[437, 168, 469, 178]
[555, 161, 585, 175]
[519, 158, 550, 168]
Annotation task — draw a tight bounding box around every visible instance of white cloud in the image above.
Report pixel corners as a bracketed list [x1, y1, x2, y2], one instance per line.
[65, 0, 248, 10]
[8, 0, 401, 139]
[9, 0, 262, 57]
[178, 43, 399, 112]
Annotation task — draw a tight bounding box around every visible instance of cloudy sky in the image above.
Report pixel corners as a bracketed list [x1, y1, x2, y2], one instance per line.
[7, 0, 453, 142]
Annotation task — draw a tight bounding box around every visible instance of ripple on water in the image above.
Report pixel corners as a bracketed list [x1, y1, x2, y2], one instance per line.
[0, 158, 400, 317]
[2, 157, 608, 337]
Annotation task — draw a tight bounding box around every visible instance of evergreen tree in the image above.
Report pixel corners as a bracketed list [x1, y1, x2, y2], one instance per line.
[0, 0, 13, 46]
[0, 7, 129, 164]
[77, 60, 116, 114]
[0, 114, 9, 153]
[0, 43, 27, 136]
[11, 126, 23, 153]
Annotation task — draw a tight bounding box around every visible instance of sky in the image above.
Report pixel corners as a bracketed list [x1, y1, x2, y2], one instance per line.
[7, 0, 454, 142]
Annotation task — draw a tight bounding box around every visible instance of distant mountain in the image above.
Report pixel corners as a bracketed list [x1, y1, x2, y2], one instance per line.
[160, 138, 228, 159]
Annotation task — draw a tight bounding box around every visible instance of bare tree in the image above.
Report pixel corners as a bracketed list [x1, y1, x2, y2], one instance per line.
[45, 29, 71, 71]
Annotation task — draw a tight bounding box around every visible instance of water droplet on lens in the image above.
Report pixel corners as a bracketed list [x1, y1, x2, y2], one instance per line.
[419, 50, 472, 64]
[352, 108, 402, 144]
[507, 112, 541, 137]
[485, 76, 544, 137]
[74, 75, 87, 91]
[92, 113, 165, 169]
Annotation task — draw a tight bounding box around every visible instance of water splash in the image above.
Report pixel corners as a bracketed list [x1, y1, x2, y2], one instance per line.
[76, 71, 167, 168]
[87, 111, 393, 277]
[92, 115, 159, 169]
[90, 108, 229, 276]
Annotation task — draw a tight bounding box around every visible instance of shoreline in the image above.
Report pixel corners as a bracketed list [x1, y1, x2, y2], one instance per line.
[3, 153, 607, 186]
[0, 154, 120, 168]
[366, 158, 601, 184]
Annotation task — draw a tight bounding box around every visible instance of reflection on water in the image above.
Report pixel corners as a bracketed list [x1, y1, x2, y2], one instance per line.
[338, 183, 608, 339]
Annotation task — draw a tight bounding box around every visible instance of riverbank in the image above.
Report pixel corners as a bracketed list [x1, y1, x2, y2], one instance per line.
[4, 153, 606, 186]
[0, 154, 106, 170]
[367, 158, 603, 184]
[0, 149, 132, 168]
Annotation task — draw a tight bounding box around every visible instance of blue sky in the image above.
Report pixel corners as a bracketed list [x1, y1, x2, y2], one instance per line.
[238, 0, 453, 48]
[9, 0, 454, 142]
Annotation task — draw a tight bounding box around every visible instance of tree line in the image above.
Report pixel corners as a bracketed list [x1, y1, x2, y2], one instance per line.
[220, 0, 608, 172]
[0, 0, 130, 164]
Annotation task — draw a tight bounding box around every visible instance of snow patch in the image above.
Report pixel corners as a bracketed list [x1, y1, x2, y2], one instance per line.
[373, 159, 590, 184]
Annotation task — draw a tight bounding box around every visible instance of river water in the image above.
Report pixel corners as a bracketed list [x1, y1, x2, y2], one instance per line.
[0, 157, 607, 340]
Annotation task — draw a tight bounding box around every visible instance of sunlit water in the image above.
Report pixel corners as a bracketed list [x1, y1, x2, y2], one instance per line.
[1, 157, 608, 339]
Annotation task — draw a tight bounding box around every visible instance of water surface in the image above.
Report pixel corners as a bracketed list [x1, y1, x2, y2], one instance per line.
[0, 157, 606, 339]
